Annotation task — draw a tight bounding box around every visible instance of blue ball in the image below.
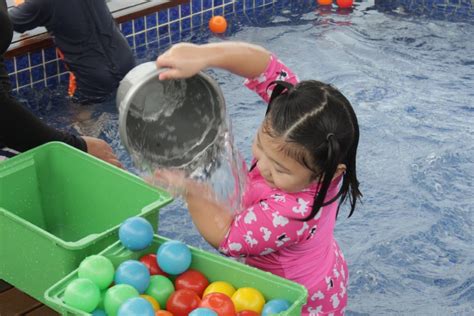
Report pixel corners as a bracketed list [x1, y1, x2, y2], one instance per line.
[262, 299, 291, 315]
[118, 297, 154, 316]
[189, 307, 218, 316]
[119, 217, 154, 251]
[157, 240, 192, 275]
[114, 260, 150, 293]
[91, 310, 107, 316]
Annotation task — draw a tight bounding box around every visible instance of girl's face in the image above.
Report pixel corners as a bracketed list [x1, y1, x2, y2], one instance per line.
[252, 126, 315, 193]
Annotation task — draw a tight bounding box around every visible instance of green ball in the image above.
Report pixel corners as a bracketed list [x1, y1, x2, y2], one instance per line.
[145, 275, 174, 308]
[63, 278, 100, 313]
[78, 255, 115, 290]
[104, 284, 139, 316]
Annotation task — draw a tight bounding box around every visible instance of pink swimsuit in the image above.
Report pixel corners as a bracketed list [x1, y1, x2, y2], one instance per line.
[218, 55, 349, 315]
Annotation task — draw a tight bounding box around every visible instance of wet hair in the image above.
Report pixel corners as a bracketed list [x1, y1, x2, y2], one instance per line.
[264, 80, 362, 219]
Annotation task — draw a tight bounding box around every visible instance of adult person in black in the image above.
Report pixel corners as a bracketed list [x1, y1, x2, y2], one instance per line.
[0, 0, 121, 166]
[9, 0, 135, 104]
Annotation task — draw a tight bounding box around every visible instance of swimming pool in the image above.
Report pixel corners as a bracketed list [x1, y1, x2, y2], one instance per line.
[13, 1, 474, 314]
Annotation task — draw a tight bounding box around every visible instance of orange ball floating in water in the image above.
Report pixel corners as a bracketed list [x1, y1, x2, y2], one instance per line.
[336, 0, 353, 8]
[317, 0, 332, 5]
[209, 16, 228, 34]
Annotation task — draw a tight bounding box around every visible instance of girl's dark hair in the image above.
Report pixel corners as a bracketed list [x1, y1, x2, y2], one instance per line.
[265, 80, 362, 220]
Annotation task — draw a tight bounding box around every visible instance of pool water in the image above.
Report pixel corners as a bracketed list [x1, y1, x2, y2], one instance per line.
[15, 1, 474, 314]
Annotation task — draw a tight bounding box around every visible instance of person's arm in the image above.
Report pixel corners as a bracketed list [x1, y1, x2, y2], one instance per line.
[8, 0, 50, 33]
[156, 42, 272, 80]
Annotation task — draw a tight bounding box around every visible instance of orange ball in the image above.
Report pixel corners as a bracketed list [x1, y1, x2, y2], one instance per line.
[336, 0, 353, 8]
[209, 16, 228, 34]
[155, 311, 173, 316]
[317, 0, 332, 5]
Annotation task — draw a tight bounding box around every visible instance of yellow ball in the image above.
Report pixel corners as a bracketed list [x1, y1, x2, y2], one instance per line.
[231, 287, 266, 313]
[203, 281, 236, 298]
[140, 294, 160, 311]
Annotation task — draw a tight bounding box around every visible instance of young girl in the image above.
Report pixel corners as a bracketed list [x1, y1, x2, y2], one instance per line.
[155, 42, 361, 315]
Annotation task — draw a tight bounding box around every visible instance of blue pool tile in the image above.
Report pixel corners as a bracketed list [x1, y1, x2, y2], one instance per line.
[29, 51, 43, 67]
[203, 10, 213, 22]
[181, 17, 191, 31]
[135, 32, 146, 46]
[17, 70, 31, 86]
[224, 3, 234, 14]
[134, 17, 145, 32]
[192, 14, 202, 28]
[169, 6, 180, 21]
[224, 0, 233, 3]
[158, 10, 169, 24]
[181, 3, 191, 17]
[146, 13, 157, 28]
[31, 65, 44, 82]
[8, 75, 17, 89]
[45, 61, 58, 77]
[147, 28, 158, 43]
[46, 76, 59, 87]
[44, 47, 57, 62]
[159, 25, 169, 36]
[255, 0, 263, 6]
[214, 0, 223, 6]
[4, 59, 14, 74]
[59, 73, 69, 83]
[159, 36, 170, 47]
[170, 21, 180, 34]
[135, 45, 147, 59]
[235, 1, 244, 11]
[192, 0, 202, 13]
[121, 21, 133, 36]
[127, 36, 134, 47]
[33, 81, 46, 90]
[15, 55, 29, 71]
[214, 7, 223, 15]
[171, 31, 181, 43]
[203, 0, 212, 9]
[58, 61, 67, 74]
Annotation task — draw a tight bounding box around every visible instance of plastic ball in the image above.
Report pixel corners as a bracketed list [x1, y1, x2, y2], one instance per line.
[200, 292, 236, 316]
[166, 289, 202, 316]
[175, 269, 209, 297]
[118, 297, 155, 316]
[262, 299, 291, 315]
[190, 307, 218, 316]
[91, 310, 107, 316]
[140, 254, 168, 276]
[236, 311, 259, 316]
[157, 240, 192, 275]
[119, 217, 154, 251]
[209, 16, 227, 34]
[145, 275, 175, 308]
[115, 260, 150, 293]
[78, 255, 115, 290]
[231, 288, 266, 313]
[155, 311, 174, 316]
[104, 284, 139, 316]
[317, 0, 332, 5]
[64, 278, 101, 312]
[140, 294, 160, 311]
[336, 0, 353, 8]
[203, 281, 236, 298]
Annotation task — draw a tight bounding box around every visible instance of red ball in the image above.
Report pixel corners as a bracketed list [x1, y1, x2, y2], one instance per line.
[209, 16, 228, 34]
[200, 293, 236, 316]
[336, 0, 353, 8]
[166, 289, 202, 316]
[174, 269, 209, 298]
[140, 254, 168, 276]
[236, 311, 259, 316]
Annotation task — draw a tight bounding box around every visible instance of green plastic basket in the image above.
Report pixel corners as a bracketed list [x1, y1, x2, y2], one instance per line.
[0, 142, 172, 304]
[45, 235, 308, 315]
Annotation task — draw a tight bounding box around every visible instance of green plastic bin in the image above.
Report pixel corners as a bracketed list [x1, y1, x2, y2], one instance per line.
[45, 235, 308, 315]
[0, 142, 172, 304]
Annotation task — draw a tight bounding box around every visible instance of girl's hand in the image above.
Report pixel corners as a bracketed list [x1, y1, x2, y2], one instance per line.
[156, 43, 208, 80]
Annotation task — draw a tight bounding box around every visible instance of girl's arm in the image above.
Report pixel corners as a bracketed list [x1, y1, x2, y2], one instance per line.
[156, 42, 271, 80]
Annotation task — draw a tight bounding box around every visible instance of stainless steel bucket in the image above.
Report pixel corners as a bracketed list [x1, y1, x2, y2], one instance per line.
[117, 62, 245, 210]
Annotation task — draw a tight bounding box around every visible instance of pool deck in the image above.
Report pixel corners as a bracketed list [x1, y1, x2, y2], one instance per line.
[5, 0, 187, 58]
[0, 279, 59, 316]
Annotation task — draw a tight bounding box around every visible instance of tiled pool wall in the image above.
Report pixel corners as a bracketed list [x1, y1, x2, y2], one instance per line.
[5, 0, 473, 93]
[5, 0, 277, 92]
[376, 0, 474, 20]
